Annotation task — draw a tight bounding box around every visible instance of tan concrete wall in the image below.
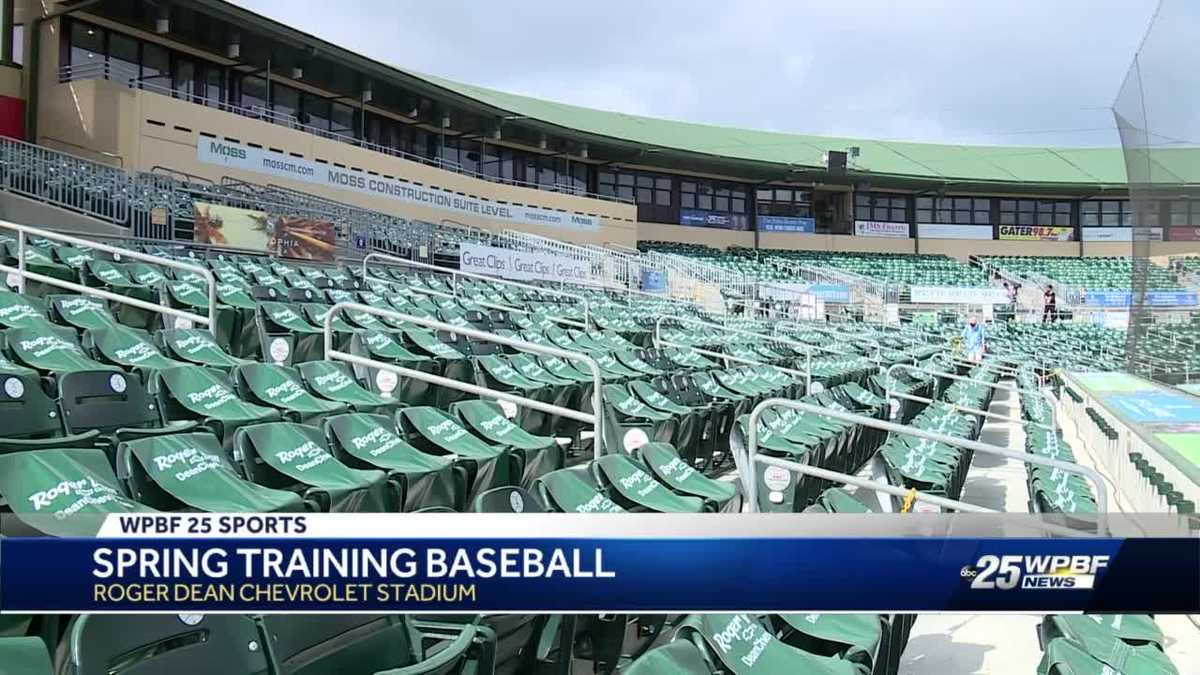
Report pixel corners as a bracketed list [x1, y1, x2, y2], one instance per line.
[919, 238, 1081, 260]
[637, 222, 754, 249]
[37, 78, 639, 245]
[0, 64, 22, 99]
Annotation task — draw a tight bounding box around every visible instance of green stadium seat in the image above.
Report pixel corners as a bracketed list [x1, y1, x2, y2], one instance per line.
[450, 399, 563, 488]
[396, 406, 515, 504]
[119, 431, 306, 512]
[232, 362, 349, 424]
[0, 448, 152, 536]
[54, 614, 270, 675]
[0, 636, 52, 675]
[234, 421, 392, 512]
[323, 412, 462, 512]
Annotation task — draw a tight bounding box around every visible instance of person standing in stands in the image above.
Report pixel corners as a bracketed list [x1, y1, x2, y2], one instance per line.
[1043, 284, 1057, 323]
[961, 313, 986, 363]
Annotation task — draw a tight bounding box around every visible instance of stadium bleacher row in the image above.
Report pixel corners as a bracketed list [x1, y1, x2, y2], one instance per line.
[0, 209, 1193, 672]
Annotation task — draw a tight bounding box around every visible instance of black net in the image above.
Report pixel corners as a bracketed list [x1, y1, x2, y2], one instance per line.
[1113, 0, 1200, 382]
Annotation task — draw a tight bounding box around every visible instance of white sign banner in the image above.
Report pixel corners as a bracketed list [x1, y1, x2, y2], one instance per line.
[854, 220, 909, 239]
[197, 139, 600, 231]
[910, 286, 1009, 305]
[459, 242, 590, 283]
[1081, 227, 1164, 242]
[917, 223, 993, 240]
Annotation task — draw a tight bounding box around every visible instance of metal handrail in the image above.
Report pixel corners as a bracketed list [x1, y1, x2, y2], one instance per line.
[884, 363, 1059, 432]
[753, 454, 997, 514]
[742, 399, 1109, 516]
[322, 302, 606, 458]
[0, 221, 218, 336]
[653, 314, 817, 390]
[362, 251, 590, 328]
[888, 390, 1055, 431]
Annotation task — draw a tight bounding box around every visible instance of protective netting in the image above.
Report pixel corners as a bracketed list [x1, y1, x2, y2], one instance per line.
[1112, 0, 1200, 378]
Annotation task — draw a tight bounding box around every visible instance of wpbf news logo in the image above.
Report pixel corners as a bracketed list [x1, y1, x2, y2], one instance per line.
[961, 555, 1110, 590]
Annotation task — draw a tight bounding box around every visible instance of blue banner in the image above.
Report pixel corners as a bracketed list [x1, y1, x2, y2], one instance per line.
[1, 536, 1195, 612]
[757, 215, 815, 233]
[1084, 290, 1199, 307]
[640, 269, 667, 294]
[680, 209, 750, 230]
[1108, 391, 1200, 424]
[808, 283, 852, 303]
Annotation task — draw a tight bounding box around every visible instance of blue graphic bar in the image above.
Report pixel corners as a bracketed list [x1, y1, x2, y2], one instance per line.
[1, 537, 1196, 613]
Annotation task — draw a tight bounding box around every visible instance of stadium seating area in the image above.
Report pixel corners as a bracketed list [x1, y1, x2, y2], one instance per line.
[0, 205, 1194, 672]
[640, 242, 988, 289]
[980, 255, 1184, 292]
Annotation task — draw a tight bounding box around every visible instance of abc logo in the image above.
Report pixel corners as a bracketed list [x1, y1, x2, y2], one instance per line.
[960, 566, 978, 579]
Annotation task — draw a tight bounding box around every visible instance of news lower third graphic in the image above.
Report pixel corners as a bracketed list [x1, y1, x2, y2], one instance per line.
[0, 514, 1196, 614]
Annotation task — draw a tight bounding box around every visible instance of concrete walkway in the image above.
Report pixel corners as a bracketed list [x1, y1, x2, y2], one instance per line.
[900, 382, 1200, 673]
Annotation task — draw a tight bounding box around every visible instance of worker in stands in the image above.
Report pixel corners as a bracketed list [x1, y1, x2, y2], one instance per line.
[1043, 284, 1057, 323]
[961, 313, 986, 363]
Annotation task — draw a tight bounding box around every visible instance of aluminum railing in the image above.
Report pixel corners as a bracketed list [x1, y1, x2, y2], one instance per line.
[653, 314, 822, 391]
[883, 363, 1060, 433]
[0, 221, 218, 336]
[740, 399, 1109, 516]
[0, 136, 131, 224]
[361, 251, 589, 328]
[323, 303, 606, 459]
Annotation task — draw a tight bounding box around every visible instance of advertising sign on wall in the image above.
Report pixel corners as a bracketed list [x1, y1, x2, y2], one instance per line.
[194, 202, 270, 252]
[1081, 227, 1164, 242]
[757, 215, 816, 233]
[910, 286, 1009, 305]
[1169, 227, 1200, 241]
[758, 282, 851, 304]
[997, 225, 1075, 241]
[854, 220, 909, 239]
[916, 223, 993, 240]
[271, 215, 338, 261]
[679, 209, 750, 230]
[193, 202, 338, 261]
[1084, 290, 1199, 307]
[197, 139, 600, 231]
[459, 242, 591, 283]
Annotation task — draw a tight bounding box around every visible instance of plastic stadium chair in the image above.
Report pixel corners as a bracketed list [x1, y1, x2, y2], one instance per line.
[154, 364, 280, 450]
[260, 614, 492, 675]
[232, 362, 349, 424]
[677, 614, 870, 675]
[451, 399, 564, 489]
[119, 431, 306, 512]
[234, 421, 393, 512]
[0, 636, 53, 675]
[323, 412, 463, 512]
[633, 443, 739, 512]
[297, 360, 396, 413]
[396, 406, 516, 504]
[534, 468, 625, 514]
[623, 640, 711, 675]
[0, 448, 152, 537]
[156, 329, 252, 371]
[590, 454, 705, 513]
[471, 485, 545, 514]
[54, 614, 271, 675]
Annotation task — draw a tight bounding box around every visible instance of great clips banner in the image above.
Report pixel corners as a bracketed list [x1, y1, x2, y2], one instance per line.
[0, 514, 1196, 613]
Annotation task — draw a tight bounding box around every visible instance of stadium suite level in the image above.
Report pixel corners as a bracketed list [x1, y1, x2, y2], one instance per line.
[0, 0, 1196, 259]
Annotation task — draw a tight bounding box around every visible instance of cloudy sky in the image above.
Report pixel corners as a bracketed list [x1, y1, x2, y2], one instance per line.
[233, 0, 1160, 147]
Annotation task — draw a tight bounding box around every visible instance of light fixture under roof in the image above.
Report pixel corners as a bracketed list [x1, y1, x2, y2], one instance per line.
[291, 66, 304, 79]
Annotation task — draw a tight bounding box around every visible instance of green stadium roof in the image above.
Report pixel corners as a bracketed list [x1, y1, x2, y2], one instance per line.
[407, 71, 1200, 189]
[200, 0, 1200, 189]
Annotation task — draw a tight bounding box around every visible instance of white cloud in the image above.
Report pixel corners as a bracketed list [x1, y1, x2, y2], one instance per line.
[232, 0, 1158, 146]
